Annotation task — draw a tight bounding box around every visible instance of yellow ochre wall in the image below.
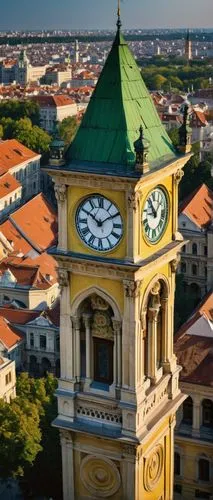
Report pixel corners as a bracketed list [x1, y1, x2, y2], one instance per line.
[175, 438, 213, 498]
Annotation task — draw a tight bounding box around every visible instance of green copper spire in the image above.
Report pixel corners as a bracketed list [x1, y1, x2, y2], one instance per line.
[66, 21, 178, 172]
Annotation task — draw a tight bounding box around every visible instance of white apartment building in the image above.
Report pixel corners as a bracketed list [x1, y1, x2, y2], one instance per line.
[32, 95, 77, 133]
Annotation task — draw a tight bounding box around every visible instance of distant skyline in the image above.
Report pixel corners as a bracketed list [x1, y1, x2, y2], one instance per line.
[1, 0, 213, 31]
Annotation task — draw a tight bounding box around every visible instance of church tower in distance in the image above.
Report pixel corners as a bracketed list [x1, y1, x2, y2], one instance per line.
[185, 29, 192, 62]
[46, 10, 191, 500]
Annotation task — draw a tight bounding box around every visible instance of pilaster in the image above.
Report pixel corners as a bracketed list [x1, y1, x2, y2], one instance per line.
[58, 269, 73, 380]
[172, 170, 184, 241]
[60, 431, 74, 500]
[54, 183, 68, 251]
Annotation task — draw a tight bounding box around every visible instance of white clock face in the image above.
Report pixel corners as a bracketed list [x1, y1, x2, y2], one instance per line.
[142, 187, 168, 243]
[76, 195, 123, 252]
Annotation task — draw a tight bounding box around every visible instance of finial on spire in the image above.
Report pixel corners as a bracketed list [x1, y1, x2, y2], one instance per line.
[117, 0, 122, 30]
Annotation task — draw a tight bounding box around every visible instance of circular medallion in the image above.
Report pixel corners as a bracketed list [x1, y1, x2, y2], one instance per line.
[144, 445, 163, 492]
[80, 455, 121, 498]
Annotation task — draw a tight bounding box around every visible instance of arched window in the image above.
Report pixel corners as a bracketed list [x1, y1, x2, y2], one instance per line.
[192, 243, 197, 255]
[198, 457, 210, 482]
[72, 293, 121, 390]
[192, 264, 197, 276]
[183, 396, 193, 425]
[174, 452, 181, 476]
[202, 399, 213, 427]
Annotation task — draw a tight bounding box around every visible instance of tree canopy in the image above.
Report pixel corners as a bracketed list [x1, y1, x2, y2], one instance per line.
[59, 115, 78, 146]
[0, 116, 51, 155]
[0, 100, 40, 125]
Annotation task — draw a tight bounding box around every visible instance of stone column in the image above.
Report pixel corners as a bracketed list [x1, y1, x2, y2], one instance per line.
[54, 183, 68, 251]
[173, 170, 184, 241]
[60, 430, 74, 500]
[122, 280, 141, 391]
[147, 307, 159, 383]
[72, 316, 81, 381]
[192, 396, 201, 438]
[58, 269, 73, 380]
[161, 296, 169, 365]
[112, 319, 122, 387]
[83, 314, 91, 381]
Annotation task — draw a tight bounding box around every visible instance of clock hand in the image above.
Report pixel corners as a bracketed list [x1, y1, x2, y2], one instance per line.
[148, 199, 156, 218]
[101, 212, 120, 224]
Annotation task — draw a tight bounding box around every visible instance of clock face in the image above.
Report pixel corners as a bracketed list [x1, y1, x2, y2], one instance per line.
[142, 187, 168, 243]
[76, 194, 123, 252]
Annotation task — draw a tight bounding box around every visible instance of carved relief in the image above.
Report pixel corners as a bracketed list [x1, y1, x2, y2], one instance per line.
[80, 455, 121, 498]
[54, 183, 67, 202]
[91, 294, 109, 311]
[174, 169, 184, 185]
[123, 279, 141, 298]
[76, 403, 122, 424]
[144, 445, 164, 492]
[128, 191, 140, 211]
[92, 311, 113, 340]
[58, 269, 69, 288]
[170, 258, 180, 273]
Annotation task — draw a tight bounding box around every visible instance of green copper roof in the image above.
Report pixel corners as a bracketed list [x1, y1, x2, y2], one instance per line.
[66, 29, 178, 170]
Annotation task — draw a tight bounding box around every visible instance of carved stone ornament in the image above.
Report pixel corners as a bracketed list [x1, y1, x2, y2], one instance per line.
[92, 311, 113, 340]
[150, 281, 161, 296]
[80, 455, 121, 498]
[144, 444, 164, 492]
[123, 279, 141, 298]
[54, 183, 67, 203]
[174, 169, 184, 185]
[58, 268, 69, 288]
[91, 294, 109, 311]
[127, 191, 140, 211]
[170, 258, 180, 273]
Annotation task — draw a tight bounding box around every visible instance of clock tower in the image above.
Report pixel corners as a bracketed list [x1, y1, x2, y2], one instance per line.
[46, 11, 191, 500]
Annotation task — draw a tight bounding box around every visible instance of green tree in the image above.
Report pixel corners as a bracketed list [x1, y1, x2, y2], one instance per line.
[0, 100, 40, 125]
[168, 127, 179, 147]
[0, 398, 41, 479]
[59, 115, 78, 145]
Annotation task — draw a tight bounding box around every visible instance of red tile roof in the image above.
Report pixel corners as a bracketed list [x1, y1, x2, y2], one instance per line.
[0, 252, 58, 289]
[0, 307, 39, 324]
[0, 139, 39, 176]
[0, 173, 21, 199]
[32, 94, 75, 108]
[0, 219, 34, 255]
[175, 291, 213, 386]
[0, 315, 23, 349]
[179, 183, 213, 229]
[193, 109, 208, 126]
[10, 193, 58, 252]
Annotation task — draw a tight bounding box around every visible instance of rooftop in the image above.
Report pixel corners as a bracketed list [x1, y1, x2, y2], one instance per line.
[0, 139, 40, 177]
[0, 315, 23, 350]
[66, 28, 178, 172]
[0, 172, 21, 199]
[179, 183, 213, 229]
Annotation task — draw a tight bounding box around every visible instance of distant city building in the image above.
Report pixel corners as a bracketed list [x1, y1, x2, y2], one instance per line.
[0, 356, 16, 402]
[0, 139, 41, 205]
[178, 184, 213, 301]
[0, 302, 60, 377]
[74, 39, 80, 63]
[185, 30, 192, 61]
[15, 49, 47, 85]
[44, 64, 72, 86]
[32, 95, 77, 132]
[174, 291, 213, 500]
[0, 314, 24, 370]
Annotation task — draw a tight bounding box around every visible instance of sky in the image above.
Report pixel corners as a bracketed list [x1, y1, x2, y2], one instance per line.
[1, 0, 213, 31]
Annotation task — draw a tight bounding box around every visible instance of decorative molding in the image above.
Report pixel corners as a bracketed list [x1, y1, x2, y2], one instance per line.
[52, 173, 134, 191]
[91, 294, 109, 311]
[58, 268, 69, 288]
[91, 311, 113, 340]
[144, 444, 164, 492]
[150, 280, 161, 296]
[80, 455, 121, 498]
[112, 319, 122, 335]
[127, 191, 140, 211]
[174, 169, 184, 185]
[123, 279, 141, 298]
[123, 444, 136, 456]
[71, 315, 81, 330]
[54, 183, 67, 203]
[60, 260, 133, 280]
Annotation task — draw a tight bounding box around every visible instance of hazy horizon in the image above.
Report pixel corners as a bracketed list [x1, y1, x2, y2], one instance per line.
[1, 0, 213, 31]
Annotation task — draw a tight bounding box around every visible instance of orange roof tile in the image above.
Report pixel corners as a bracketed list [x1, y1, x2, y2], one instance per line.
[0, 172, 21, 199]
[0, 139, 39, 176]
[10, 193, 58, 252]
[32, 94, 75, 107]
[0, 220, 34, 255]
[179, 183, 213, 228]
[0, 315, 23, 349]
[0, 307, 38, 324]
[175, 291, 213, 386]
[193, 109, 208, 126]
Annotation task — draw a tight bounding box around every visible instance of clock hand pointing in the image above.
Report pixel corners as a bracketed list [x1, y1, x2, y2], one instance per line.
[101, 212, 120, 224]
